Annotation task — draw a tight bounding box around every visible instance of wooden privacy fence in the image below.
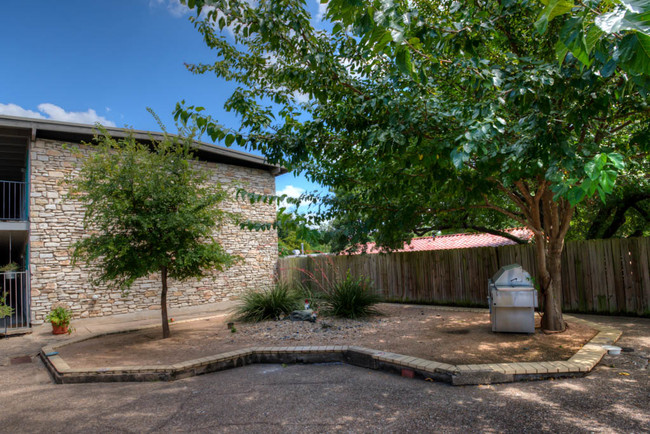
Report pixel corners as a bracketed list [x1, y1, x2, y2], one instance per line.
[278, 237, 650, 316]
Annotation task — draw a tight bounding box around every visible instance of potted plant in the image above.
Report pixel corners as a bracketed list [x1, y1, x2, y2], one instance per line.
[45, 306, 73, 335]
[0, 262, 19, 280]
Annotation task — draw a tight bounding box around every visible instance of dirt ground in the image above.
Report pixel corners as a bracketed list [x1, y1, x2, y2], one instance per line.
[58, 304, 597, 368]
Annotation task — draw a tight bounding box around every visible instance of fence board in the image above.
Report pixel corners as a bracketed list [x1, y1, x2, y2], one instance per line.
[639, 239, 650, 314]
[278, 237, 650, 315]
[610, 239, 625, 313]
[563, 243, 576, 311]
[621, 239, 636, 312]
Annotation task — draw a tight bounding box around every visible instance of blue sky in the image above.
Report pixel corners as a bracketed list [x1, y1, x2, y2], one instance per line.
[0, 0, 325, 204]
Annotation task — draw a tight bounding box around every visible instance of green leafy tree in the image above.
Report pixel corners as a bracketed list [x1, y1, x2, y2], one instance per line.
[539, 0, 650, 78]
[68, 128, 237, 338]
[277, 209, 330, 256]
[177, 0, 649, 331]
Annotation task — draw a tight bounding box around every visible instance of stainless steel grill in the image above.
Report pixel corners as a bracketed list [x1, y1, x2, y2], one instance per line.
[488, 264, 538, 333]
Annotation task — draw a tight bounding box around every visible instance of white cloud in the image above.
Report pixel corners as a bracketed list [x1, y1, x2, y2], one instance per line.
[150, 0, 221, 19]
[310, 0, 329, 29]
[277, 185, 305, 209]
[314, 0, 328, 22]
[0, 102, 116, 126]
[150, 0, 190, 17]
[0, 103, 45, 119]
[278, 185, 305, 198]
[37, 103, 116, 126]
[293, 91, 311, 104]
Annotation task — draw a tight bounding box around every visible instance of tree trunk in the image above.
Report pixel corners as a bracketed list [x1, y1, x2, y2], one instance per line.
[534, 188, 572, 332]
[499, 178, 572, 332]
[161, 266, 170, 339]
[540, 240, 565, 331]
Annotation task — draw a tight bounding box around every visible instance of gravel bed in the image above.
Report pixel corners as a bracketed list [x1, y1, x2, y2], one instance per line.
[57, 304, 597, 368]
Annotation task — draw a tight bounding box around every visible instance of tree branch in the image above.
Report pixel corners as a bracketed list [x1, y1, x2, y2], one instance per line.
[469, 225, 530, 244]
[479, 197, 529, 227]
[488, 178, 533, 221]
[414, 223, 530, 244]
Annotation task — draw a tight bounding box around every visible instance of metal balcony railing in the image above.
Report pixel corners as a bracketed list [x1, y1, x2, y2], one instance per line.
[1, 271, 30, 332]
[0, 180, 27, 221]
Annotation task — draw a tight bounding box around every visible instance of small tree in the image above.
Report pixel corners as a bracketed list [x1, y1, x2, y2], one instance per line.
[69, 128, 237, 338]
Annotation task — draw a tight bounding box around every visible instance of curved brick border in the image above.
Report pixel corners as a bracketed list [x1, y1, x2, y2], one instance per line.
[40, 311, 621, 386]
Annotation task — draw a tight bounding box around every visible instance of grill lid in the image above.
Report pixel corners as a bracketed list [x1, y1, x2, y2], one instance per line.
[491, 264, 532, 287]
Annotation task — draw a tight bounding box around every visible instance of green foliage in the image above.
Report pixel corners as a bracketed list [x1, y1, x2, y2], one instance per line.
[0, 262, 19, 273]
[179, 0, 649, 329]
[68, 127, 238, 291]
[541, 0, 650, 76]
[568, 141, 649, 240]
[234, 283, 303, 322]
[319, 273, 381, 319]
[67, 125, 239, 337]
[177, 0, 648, 244]
[0, 294, 13, 319]
[277, 210, 331, 257]
[45, 306, 72, 327]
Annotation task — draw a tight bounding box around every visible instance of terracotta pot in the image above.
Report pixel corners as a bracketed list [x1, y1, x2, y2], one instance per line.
[51, 323, 69, 335]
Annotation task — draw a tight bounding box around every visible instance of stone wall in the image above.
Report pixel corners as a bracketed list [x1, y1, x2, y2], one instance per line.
[29, 139, 277, 323]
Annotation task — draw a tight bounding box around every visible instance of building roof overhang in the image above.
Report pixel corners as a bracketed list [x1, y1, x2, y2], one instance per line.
[0, 115, 287, 176]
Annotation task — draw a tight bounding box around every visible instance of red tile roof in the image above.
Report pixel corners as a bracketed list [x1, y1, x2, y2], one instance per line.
[355, 228, 533, 254]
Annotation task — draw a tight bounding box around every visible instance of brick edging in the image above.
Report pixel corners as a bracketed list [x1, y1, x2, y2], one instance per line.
[40, 312, 621, 386]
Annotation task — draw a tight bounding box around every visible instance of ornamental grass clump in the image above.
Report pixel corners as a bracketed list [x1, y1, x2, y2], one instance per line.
[235, 283, 303, 322]
[320, 273, 381, 319]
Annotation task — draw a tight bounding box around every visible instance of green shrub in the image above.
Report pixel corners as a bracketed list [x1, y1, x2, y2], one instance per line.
[0, 294, 13, 319]
[234, 283, 303, 322]
[0, 262, 19, 272]
[320, 273, 381, 319]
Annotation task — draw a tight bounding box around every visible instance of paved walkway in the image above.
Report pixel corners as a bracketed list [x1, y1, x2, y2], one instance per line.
[0, 300, 237, 366]
[1, 312, 648, 433]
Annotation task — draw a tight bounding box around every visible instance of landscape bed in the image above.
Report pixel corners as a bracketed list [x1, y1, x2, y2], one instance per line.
[56, 304, 597, 369]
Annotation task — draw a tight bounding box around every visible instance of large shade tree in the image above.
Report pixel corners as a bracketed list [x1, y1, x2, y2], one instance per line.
[177, 0, 649, 331]
[69, 129, 237, 338]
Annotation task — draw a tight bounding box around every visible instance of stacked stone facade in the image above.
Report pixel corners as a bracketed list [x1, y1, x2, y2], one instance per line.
[29, 139, 277, 323]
